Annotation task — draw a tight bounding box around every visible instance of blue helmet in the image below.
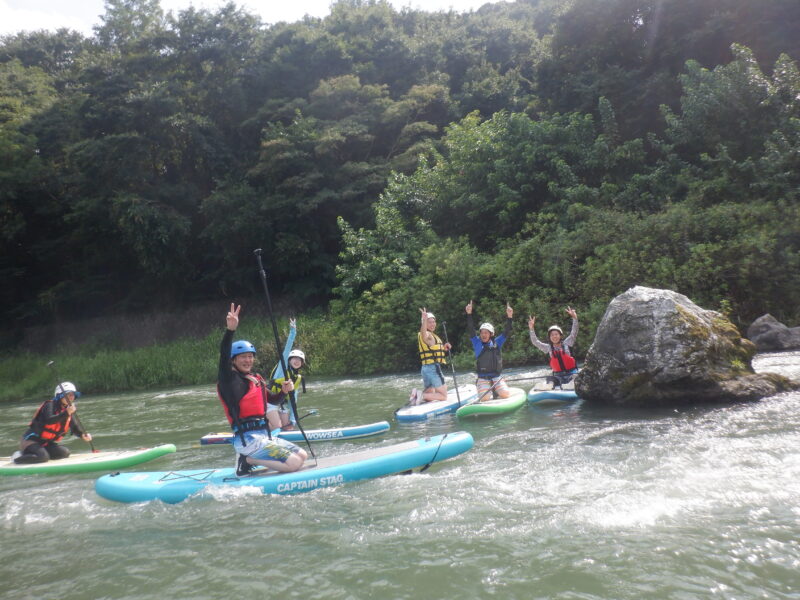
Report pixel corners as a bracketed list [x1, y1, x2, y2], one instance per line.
[231, 340, 257, 358]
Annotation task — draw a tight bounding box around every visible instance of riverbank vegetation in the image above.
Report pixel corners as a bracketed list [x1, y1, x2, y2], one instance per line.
[2, 0, 799, 399]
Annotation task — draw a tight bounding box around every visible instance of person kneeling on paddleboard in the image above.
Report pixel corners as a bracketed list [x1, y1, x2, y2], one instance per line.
[14, 382, 93, 464]
[466, 301, 514, 401]
[218, 303, 307, 476]
[528, 307, 579, 388]
[410, 308, 451, 405]
[268, 318, 307, 431]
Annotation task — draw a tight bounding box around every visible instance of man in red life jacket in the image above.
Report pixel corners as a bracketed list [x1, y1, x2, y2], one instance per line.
[14, 382, 93, 464]
[218, 303, 307, 476]
[528, 307, 579, 388]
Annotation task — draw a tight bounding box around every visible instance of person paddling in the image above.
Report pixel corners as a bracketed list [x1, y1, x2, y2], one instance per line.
[268, 318, 307, 431]
[528, 307, 579, 388]
[13, 382, 93, 464]
[218, 303, 307, 476]
[410, 308, 451, 405]
[466, 301, 514, 400]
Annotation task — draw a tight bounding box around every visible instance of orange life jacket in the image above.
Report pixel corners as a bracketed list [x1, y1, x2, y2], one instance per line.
[217, 373, 268, 426]
[29, 401, 72, 443]
[549, 347, 577, 373]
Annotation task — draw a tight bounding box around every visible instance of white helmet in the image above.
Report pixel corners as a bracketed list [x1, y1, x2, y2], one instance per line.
[547, 325, 563, 335]
[54, 381, 80, 399]
[426, 312, 436, 319]
[288, 349, 306, 363]
[479, 322, 495, 335]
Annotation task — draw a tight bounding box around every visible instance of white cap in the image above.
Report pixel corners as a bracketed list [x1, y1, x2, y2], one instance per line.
[426, 313, 436, 319]
[479, 322, 495, 335]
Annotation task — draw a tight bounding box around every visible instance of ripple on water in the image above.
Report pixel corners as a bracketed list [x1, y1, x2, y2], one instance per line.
[2, 354, 800, 599]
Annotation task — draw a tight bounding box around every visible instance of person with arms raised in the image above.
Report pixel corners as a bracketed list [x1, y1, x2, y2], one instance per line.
[466, 301, 514, 401]
[218, 304, 307, 476]
[268, 318, 308, 431]
[528, 307, 579, 388]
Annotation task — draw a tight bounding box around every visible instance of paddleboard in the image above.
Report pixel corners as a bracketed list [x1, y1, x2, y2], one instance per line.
[527, 380, 579, 404]
[395, 384, 478, 422]
[455, 387, 527, 418]
[0, 444, 177, 476]
[199, 421, 391, 445]
[95, 432, 473, 504]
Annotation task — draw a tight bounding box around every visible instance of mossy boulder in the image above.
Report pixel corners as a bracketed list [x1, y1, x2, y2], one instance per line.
[576, 286, 798, 406]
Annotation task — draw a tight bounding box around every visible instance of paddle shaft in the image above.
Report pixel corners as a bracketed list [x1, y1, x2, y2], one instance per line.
[440, 321, 461, 406]
[474, 376, 508, 403]
[253, 249, 315, 459]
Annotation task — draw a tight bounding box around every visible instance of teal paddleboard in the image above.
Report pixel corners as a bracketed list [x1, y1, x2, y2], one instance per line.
[95, 432, 473, 504]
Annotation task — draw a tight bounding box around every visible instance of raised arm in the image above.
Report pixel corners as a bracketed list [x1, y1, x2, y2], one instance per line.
[419, 307, 435, 347]
[528, 314, 551, 354]
[218, 303, 240, 383]
[563, 307, 579, 347]
[274, 318, 298, 380]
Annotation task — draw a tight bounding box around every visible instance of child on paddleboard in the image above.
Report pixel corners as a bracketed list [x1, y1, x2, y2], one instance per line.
[268, 318, 308, 430]
[466, 301, 514, 400]
[409, 308, 451, 405]
[528, 307, 579, 388]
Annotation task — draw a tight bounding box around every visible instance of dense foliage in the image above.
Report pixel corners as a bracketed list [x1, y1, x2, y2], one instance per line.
[2, 0, 799, 380]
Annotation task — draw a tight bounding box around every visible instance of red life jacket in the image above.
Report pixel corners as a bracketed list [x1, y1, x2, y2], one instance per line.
[217, 373, 267, 426]
[549, 347, 577, 373]
[30, 401, 72, 443]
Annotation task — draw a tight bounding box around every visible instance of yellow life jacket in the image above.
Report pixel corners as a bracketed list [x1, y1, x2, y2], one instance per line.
[418, 332, 447, 365]
[268, 363, 304, 395]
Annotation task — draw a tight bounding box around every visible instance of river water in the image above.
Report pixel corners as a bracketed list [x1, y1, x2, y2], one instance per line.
[2, 352, 799, 599]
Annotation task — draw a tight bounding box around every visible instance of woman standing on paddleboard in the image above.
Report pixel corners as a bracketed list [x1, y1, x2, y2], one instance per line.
[528, 307, 579, 388]
[14, 382, 92, 464]
[217, 303, 307, 476]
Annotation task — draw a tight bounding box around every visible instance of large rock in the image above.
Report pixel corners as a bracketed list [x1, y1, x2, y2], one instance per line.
[576, 286, 797, 406]
[747, 314, 800, 352]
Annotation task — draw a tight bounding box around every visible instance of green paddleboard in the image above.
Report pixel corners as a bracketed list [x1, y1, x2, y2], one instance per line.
[455, 387, 527, 418]
[0, 444, 177, 476]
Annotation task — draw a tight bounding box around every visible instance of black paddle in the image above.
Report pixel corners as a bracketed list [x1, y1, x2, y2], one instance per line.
[440, 320, 461, 406]
[253, 249, 316, 459]
[46, 361, 97, 452]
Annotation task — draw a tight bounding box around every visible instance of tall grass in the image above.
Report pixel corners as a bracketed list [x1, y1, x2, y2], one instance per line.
[0, 312, 354, 403]
[0, 308, 549, 403]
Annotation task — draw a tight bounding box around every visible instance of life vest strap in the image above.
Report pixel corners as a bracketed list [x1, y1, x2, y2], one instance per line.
[232, 418, 266, 434]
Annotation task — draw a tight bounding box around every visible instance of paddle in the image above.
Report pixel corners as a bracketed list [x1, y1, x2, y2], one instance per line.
[46, 361, 98, 452]
[297, 409, 319, 421]
[253, 249, 316, 459]
[440, 320, 461, 406]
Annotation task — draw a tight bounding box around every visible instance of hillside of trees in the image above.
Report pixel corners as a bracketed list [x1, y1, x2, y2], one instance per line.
[2, 0, 799, 370]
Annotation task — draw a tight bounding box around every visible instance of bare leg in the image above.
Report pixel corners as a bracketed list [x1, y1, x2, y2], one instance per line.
[423, 384, 448, 402]
[248, 449, 307, 473]
[266, 410, 282, 431]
